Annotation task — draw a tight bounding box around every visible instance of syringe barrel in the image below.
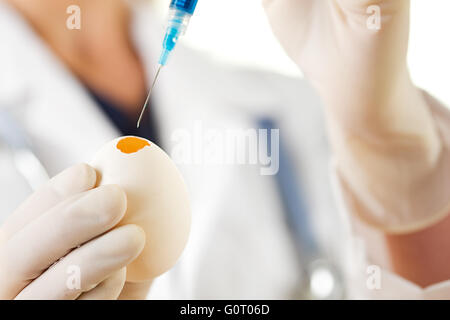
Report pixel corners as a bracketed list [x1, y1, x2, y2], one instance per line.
[159, 1, 199, 66]
[169, 0, 199, 15]
[158, 0, 199, 66]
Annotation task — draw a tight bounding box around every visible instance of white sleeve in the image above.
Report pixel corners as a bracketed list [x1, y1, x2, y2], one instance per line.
[329, 160, 450, 300]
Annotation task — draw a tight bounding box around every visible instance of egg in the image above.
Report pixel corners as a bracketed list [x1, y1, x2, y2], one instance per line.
[90, 136, 191, 282]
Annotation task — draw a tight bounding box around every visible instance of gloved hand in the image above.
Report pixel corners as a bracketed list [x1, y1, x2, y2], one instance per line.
[263, 0, 450, 233]
[0, 164, 146, 300]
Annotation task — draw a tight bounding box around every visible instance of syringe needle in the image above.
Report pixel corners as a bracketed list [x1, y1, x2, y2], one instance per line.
[137, 64, 163, 128]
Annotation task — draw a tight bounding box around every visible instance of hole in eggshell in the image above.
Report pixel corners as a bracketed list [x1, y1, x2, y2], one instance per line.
[116, 137, 150, 154]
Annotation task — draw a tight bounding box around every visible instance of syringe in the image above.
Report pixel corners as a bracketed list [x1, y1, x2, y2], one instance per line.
[137, 0, 199, 128]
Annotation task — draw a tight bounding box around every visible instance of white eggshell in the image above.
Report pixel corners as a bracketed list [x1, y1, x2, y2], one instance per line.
[90, 136, 191, 282]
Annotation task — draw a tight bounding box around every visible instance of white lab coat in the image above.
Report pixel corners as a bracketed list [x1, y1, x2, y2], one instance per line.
[4, 1, 445, 300]
[0, 1, 344, 299]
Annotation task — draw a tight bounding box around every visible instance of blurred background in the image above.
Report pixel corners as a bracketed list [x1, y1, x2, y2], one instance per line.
[154, 0, 450, 107]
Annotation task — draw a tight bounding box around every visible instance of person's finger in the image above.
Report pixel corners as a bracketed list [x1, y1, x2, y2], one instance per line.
[77, 268, 126, 300]
[0, 164, 97, 243]
[14, 225, 145, 300]
[0, 185, 127, 299]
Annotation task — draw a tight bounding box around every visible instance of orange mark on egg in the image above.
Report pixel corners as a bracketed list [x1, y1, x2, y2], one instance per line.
[117, 137, 150, 154]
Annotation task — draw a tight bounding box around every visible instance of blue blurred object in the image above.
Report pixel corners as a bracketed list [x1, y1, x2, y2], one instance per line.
[258, 117, 318, 257]
[258, 117, 344, 299]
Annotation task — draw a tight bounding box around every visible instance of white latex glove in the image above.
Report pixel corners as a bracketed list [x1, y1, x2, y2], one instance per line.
[263, 0, 450, 233]
[0, 164, 146, 300]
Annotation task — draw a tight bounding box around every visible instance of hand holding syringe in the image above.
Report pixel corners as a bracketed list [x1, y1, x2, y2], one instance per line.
[137, 0, 199, 128]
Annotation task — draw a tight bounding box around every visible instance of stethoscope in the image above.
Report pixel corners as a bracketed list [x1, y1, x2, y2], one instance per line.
[0, 105, 49, 191]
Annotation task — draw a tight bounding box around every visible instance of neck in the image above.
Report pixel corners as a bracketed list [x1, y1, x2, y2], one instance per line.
[7, 0, 148, 116]
[7, 0, 131, 59]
